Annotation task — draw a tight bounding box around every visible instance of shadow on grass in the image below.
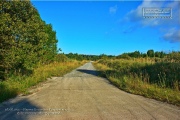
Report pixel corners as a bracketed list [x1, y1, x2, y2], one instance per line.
[0, 98, 43, 120]
[0, 83, 19, 103]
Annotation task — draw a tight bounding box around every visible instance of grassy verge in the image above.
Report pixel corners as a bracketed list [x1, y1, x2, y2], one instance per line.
[0, 60, 84, 103]
[93, 61, 180, 106]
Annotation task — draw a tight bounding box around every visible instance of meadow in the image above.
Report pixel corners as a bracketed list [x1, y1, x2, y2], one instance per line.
[94, 58, 180, 106]
[0, 60, 84, 103]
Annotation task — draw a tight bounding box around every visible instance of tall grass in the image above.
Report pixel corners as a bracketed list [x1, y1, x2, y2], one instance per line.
[94, 59, 180, 106]
[0, 60, 84, 103]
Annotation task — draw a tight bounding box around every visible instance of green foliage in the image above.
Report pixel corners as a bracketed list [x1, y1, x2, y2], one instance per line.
[123, 51, 141, 58]
[94, 59, 180, 106]
[167, 51, 180, 62]
[155, 51, 165, 58]
[117, 53, 131, 59]
[97, 59, 180, 90]
[147, 49, 155, 57]
[117, 50, 166, 59]
[55, 54, 68, 62]
[99, 54, 108, 59]
[65, 53, 112, 61]
[0, 1, 58, 80]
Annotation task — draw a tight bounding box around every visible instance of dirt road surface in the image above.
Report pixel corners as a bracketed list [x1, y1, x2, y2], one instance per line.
[0, 62, 179, 120]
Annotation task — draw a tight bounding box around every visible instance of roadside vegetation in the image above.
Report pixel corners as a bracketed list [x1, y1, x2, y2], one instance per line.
[0, 1, 58, 81]
[0, 1, 179, 107]
[93, 52, 180, 106]
[0, 1, 84, 103]
[0, 60, 83, 103]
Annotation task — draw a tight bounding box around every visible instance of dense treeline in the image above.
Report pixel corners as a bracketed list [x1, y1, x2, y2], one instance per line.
[117, 50, 166, 59]
[64, 50, 180, 62]
[117, 50, 180, 63]
[65, 53, 115, 61]
[0, 1, 57, 80]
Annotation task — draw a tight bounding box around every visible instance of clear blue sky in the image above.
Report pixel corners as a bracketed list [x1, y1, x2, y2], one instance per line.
[31, 1, 180, 55]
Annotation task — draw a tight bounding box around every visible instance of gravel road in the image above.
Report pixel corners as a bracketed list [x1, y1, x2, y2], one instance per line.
[0, 62, 179, 120]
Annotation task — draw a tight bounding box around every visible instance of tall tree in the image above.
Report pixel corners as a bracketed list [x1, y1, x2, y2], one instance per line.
[147, 49, 155, 57]
[0, 1, 58, 80]
[40, 23, 58, 64]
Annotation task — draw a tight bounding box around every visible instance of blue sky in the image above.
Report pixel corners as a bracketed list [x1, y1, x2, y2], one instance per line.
[31, 1, 180, 55]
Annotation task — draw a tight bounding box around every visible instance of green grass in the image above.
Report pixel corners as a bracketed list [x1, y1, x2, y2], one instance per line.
[0, 60, 84, 103]
[93, 59, 180, 106]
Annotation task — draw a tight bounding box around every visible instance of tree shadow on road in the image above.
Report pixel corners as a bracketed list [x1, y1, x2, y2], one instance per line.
[77, 69, 99, 76]
[0, 98, 43, 120]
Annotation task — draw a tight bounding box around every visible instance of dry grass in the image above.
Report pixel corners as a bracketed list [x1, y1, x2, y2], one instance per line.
[94, 60, 180, 106]
[0, 60, 84, 103]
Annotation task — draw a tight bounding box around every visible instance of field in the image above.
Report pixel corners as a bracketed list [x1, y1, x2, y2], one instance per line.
[93, 58, 180, 106]
[0, 60, 84, 103]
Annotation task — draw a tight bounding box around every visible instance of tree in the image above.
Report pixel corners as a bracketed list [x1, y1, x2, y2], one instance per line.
[40, 23, 58, 64]
[0, 1, 58, 80]
[130, 51, 141, 58]
[147, 49, 155, 57]
[155, 51, 161, 58]
[117, 53, 131, 59]
[100, 54, 108, 59]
